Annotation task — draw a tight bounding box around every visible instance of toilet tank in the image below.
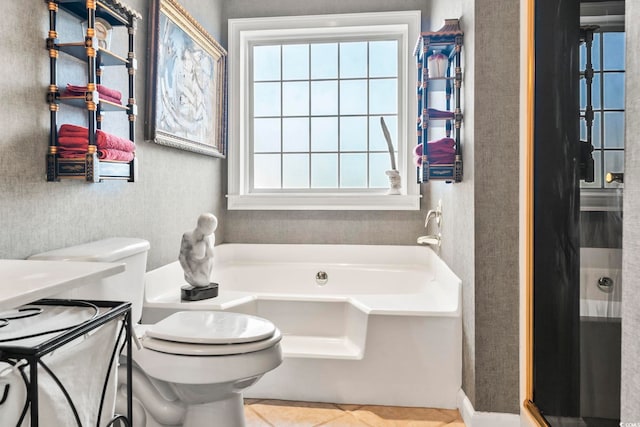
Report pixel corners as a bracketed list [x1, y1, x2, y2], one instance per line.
[28, 238, 150, 323]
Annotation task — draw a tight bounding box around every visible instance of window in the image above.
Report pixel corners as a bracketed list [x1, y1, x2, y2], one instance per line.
[579, 3, 625, 211]
[227, 12, 421, 210]
[580, 30, 625, 190]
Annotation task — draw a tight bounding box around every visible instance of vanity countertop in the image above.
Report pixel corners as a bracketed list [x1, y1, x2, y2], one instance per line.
[0, 260, 125, 311]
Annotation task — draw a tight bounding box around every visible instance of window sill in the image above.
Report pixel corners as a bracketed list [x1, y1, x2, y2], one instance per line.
[226, 193, 421, 211]
[580, 189, 623, 212]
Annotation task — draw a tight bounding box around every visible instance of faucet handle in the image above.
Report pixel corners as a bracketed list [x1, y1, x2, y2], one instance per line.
[424, 208, 442, 228]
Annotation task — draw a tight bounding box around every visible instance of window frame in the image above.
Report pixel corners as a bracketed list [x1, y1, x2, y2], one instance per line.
[579, 6, 625, 212]
[227, 11, 421, 210]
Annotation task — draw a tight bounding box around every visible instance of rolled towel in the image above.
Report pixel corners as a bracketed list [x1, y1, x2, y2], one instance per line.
[65, 84, 122, 103]
[98, 149, 135, 162]
[96, 130, 136, 153]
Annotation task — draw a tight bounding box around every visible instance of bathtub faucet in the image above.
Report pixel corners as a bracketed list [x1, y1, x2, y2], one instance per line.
[417, 200, 442, 248]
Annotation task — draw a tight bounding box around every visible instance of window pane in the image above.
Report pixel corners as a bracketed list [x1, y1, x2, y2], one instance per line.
[603, 32, 625, 71]
[283, 81, 309, 116]
[369, 79, 397, 114]
[254, 154, 281, 188]
[369, 116, 397, 151]
[283, 154, 310, 188]
[603, 72, 625, 109]
[593, 33, 601, 71]
[283, 118, 309, 152]
[580, 74, 601, 110]
[311, 43, 338, 79]
[593, 111, 601, 149]
[369, 41, 398, 77]
[311, 153, 338, 188]
[604, 150, 624, 189]
[311, 80, 338, 115]
[604, 111, 624, 149]
[311, 117, 338, 151]
[369, 153, 392, 188]
[340, 153, 367, 187]
[340, 116, 367, 151]
[340, 80, 367, 115]
[254, 82, 281, 116]
[340, 42, 367, 78]
[253, 45, 280, 81]
[579, 33, 600, 71]
[283, 44, 309, 80]
[254, 118, 280, 152]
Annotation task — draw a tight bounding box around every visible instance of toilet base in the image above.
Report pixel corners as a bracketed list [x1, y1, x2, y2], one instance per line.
[180, 283, 219, 301]
[182, 393, 245, 427]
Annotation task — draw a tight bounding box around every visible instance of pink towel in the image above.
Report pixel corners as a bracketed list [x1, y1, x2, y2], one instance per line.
[96, 130, 135, 153]
[98, 149, 135, 162]
[414, 138, 456, 166]
[59, 124, 89, 137]
[65, 84, 122, 103]
[58, 136, 88, 147]
[426, 108, 454, 120]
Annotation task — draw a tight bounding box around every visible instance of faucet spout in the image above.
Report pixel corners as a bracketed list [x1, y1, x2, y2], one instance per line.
[417, 234, 441, 247]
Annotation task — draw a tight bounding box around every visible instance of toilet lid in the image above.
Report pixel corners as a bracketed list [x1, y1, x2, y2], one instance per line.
[145, 311, 277, 345]
[142, 328, 282, 356]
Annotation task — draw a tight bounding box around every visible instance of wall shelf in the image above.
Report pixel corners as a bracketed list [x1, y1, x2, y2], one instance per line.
[45, 0, 141, 182]
[414, 19, 464, 183]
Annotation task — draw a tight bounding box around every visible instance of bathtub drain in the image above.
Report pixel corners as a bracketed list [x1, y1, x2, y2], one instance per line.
[315, 271, 328, 286]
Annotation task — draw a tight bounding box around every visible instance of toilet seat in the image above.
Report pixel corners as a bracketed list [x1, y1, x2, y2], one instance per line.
[142, 311, 281, 356]
[142, 328, 282, 356]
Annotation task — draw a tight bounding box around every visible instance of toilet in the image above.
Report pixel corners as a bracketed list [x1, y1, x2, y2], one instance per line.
[29, 238, 282, 427]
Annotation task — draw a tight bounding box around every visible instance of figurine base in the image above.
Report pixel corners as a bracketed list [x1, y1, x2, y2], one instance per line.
[181, 283, 219, 301]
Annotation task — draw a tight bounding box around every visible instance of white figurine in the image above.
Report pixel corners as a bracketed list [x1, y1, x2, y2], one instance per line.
[179, 213, 218, 287]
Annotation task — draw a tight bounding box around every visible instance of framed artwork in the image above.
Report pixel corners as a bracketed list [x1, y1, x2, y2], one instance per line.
[146, 0, 227, 157]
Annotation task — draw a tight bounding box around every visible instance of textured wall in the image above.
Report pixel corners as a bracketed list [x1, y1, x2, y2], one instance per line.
[621, 0, 640, 421]
[0, 0, 225, 269]
[473, 0, 520, 413]
[221, 0, 432, 246]
[426, 0, 476, 408]
[426, 0, 520, 414]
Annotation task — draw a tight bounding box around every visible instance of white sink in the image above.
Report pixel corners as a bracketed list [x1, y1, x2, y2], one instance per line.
[0, 260, 124, 310]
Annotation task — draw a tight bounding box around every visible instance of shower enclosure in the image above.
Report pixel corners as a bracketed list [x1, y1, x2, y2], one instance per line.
[526, 0, 625, 426]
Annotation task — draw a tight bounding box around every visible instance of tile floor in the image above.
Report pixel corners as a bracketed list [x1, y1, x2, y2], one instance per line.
[244, 399, 465, 427]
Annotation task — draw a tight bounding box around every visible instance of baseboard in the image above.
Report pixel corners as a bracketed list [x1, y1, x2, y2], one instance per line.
[457, 389, 520, 427]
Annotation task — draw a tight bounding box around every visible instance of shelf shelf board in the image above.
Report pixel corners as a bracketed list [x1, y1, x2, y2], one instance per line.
[58, 96, 127, 112]
[58, 0, 130, 26]
[54, 156, 135, 181]
[420, 162, 462, 183]
[57, 43, 129, 67]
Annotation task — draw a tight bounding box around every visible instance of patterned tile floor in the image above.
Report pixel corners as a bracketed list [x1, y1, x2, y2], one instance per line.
[244, 399, 466, 427]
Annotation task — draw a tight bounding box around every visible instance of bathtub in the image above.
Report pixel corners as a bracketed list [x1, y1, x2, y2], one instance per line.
[142, 244, 462, 408]
[580, 247, 621, 420]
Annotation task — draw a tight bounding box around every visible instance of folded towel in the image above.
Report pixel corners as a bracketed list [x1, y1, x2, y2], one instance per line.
[96, 130, 135, 153]
[58, 150, 88, 158]
[65, 84, 122, 103]
[59, 124, 90, 137]
[58, 136, 88, 147]
[414, 138, 456, 166]
[98, 149, 135, 162]
[426, 108, 455, 120]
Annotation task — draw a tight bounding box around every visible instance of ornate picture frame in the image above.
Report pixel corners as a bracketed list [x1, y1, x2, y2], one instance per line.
[146, 0, 227, 157]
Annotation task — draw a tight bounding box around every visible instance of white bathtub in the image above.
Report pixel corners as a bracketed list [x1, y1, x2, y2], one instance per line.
[142, 244, 462, 408]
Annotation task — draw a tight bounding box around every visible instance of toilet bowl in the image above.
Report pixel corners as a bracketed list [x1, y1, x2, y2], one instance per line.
[29, 238, 282, 427]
